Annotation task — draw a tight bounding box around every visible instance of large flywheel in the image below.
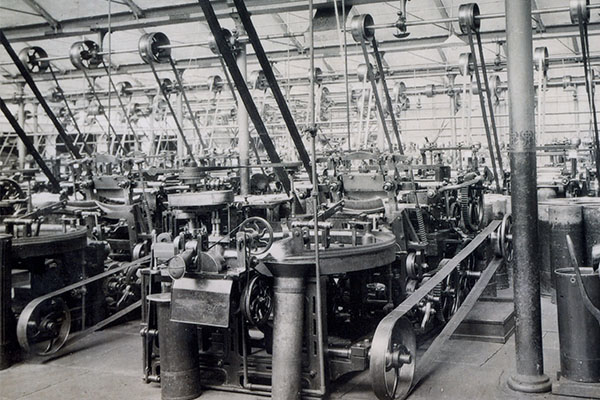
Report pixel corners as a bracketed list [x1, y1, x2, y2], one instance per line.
[17, 297, 71, 355]
[370, 317, 416, 400]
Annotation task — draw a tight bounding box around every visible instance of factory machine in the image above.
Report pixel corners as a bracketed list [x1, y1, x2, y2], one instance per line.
[2, 1, 598, 399]
[123, 2, 515, 399]
[137, 146, 512, 400]
[0, 35, 161, 363]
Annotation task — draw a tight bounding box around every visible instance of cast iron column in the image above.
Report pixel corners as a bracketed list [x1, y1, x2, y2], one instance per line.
[505, 0, 551, 393]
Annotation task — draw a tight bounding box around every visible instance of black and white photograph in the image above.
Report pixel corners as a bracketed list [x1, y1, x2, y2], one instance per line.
[0, 0, 599, 399]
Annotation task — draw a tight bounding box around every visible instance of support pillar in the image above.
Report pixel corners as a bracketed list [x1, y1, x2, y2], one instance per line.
[505, 0, 551, 393]
[236, 23, 250, 196]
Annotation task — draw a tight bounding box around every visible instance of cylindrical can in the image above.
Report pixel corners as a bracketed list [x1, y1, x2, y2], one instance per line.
[148, 293, 201, 400]
[548, 203, 585, 293]
[583, 203, 600, 268]
[271, 276, 305, 400]
[555, 267, 600, 382]
[538, 203, 552, 296]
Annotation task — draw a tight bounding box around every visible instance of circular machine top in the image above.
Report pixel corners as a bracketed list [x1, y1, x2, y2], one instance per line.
[12, 227, 88, 259]
[263, 229, 397, 277]
[168, 190, 234, 209]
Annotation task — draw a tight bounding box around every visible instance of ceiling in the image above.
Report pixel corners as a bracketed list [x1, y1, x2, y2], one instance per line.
[0, 1, 598, 116]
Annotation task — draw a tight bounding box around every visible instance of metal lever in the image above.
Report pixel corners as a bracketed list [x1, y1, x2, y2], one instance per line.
[566, 234, 600, 325]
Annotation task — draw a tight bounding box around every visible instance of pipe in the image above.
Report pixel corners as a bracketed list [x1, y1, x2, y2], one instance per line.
[505, 0, 551, 393]
[308, 0, 327, 395]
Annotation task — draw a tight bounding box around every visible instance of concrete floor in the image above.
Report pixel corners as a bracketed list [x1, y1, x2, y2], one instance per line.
[0, 297, 580, 400]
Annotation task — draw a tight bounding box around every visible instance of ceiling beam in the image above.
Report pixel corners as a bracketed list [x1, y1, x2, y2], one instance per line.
[0, 6, 42, 18]
[22, 0, 60, 31]
[271, 13, 304, 52]
[121, 0, 145, 18]
[431, 0, 450, 63]
[1, 0, 389, 43]
[531, 0, 546, 32]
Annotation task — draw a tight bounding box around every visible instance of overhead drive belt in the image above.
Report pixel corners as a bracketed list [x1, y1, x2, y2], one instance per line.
[47, 65, 94, 156]
[0, 29, 83, 159]
[100, 60, 143, 150]
[571, 0, 600, 188]
[351, 14, 404, 154]
[198, 0, 291, 193]
[369, 219, 502, 399]
[232, 0, 313, 180]
[459, 3, 503, 193]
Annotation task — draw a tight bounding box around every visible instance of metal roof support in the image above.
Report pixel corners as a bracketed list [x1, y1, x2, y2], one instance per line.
[121, 0, 145, 19]
[22, 0, 60, 31]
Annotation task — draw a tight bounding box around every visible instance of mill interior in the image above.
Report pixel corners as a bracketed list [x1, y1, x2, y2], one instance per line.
[0, 1, 599, 399]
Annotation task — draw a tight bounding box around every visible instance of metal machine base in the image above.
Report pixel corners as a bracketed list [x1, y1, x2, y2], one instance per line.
[452, 298, 515, 344]
[552, 374, 600, 399]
